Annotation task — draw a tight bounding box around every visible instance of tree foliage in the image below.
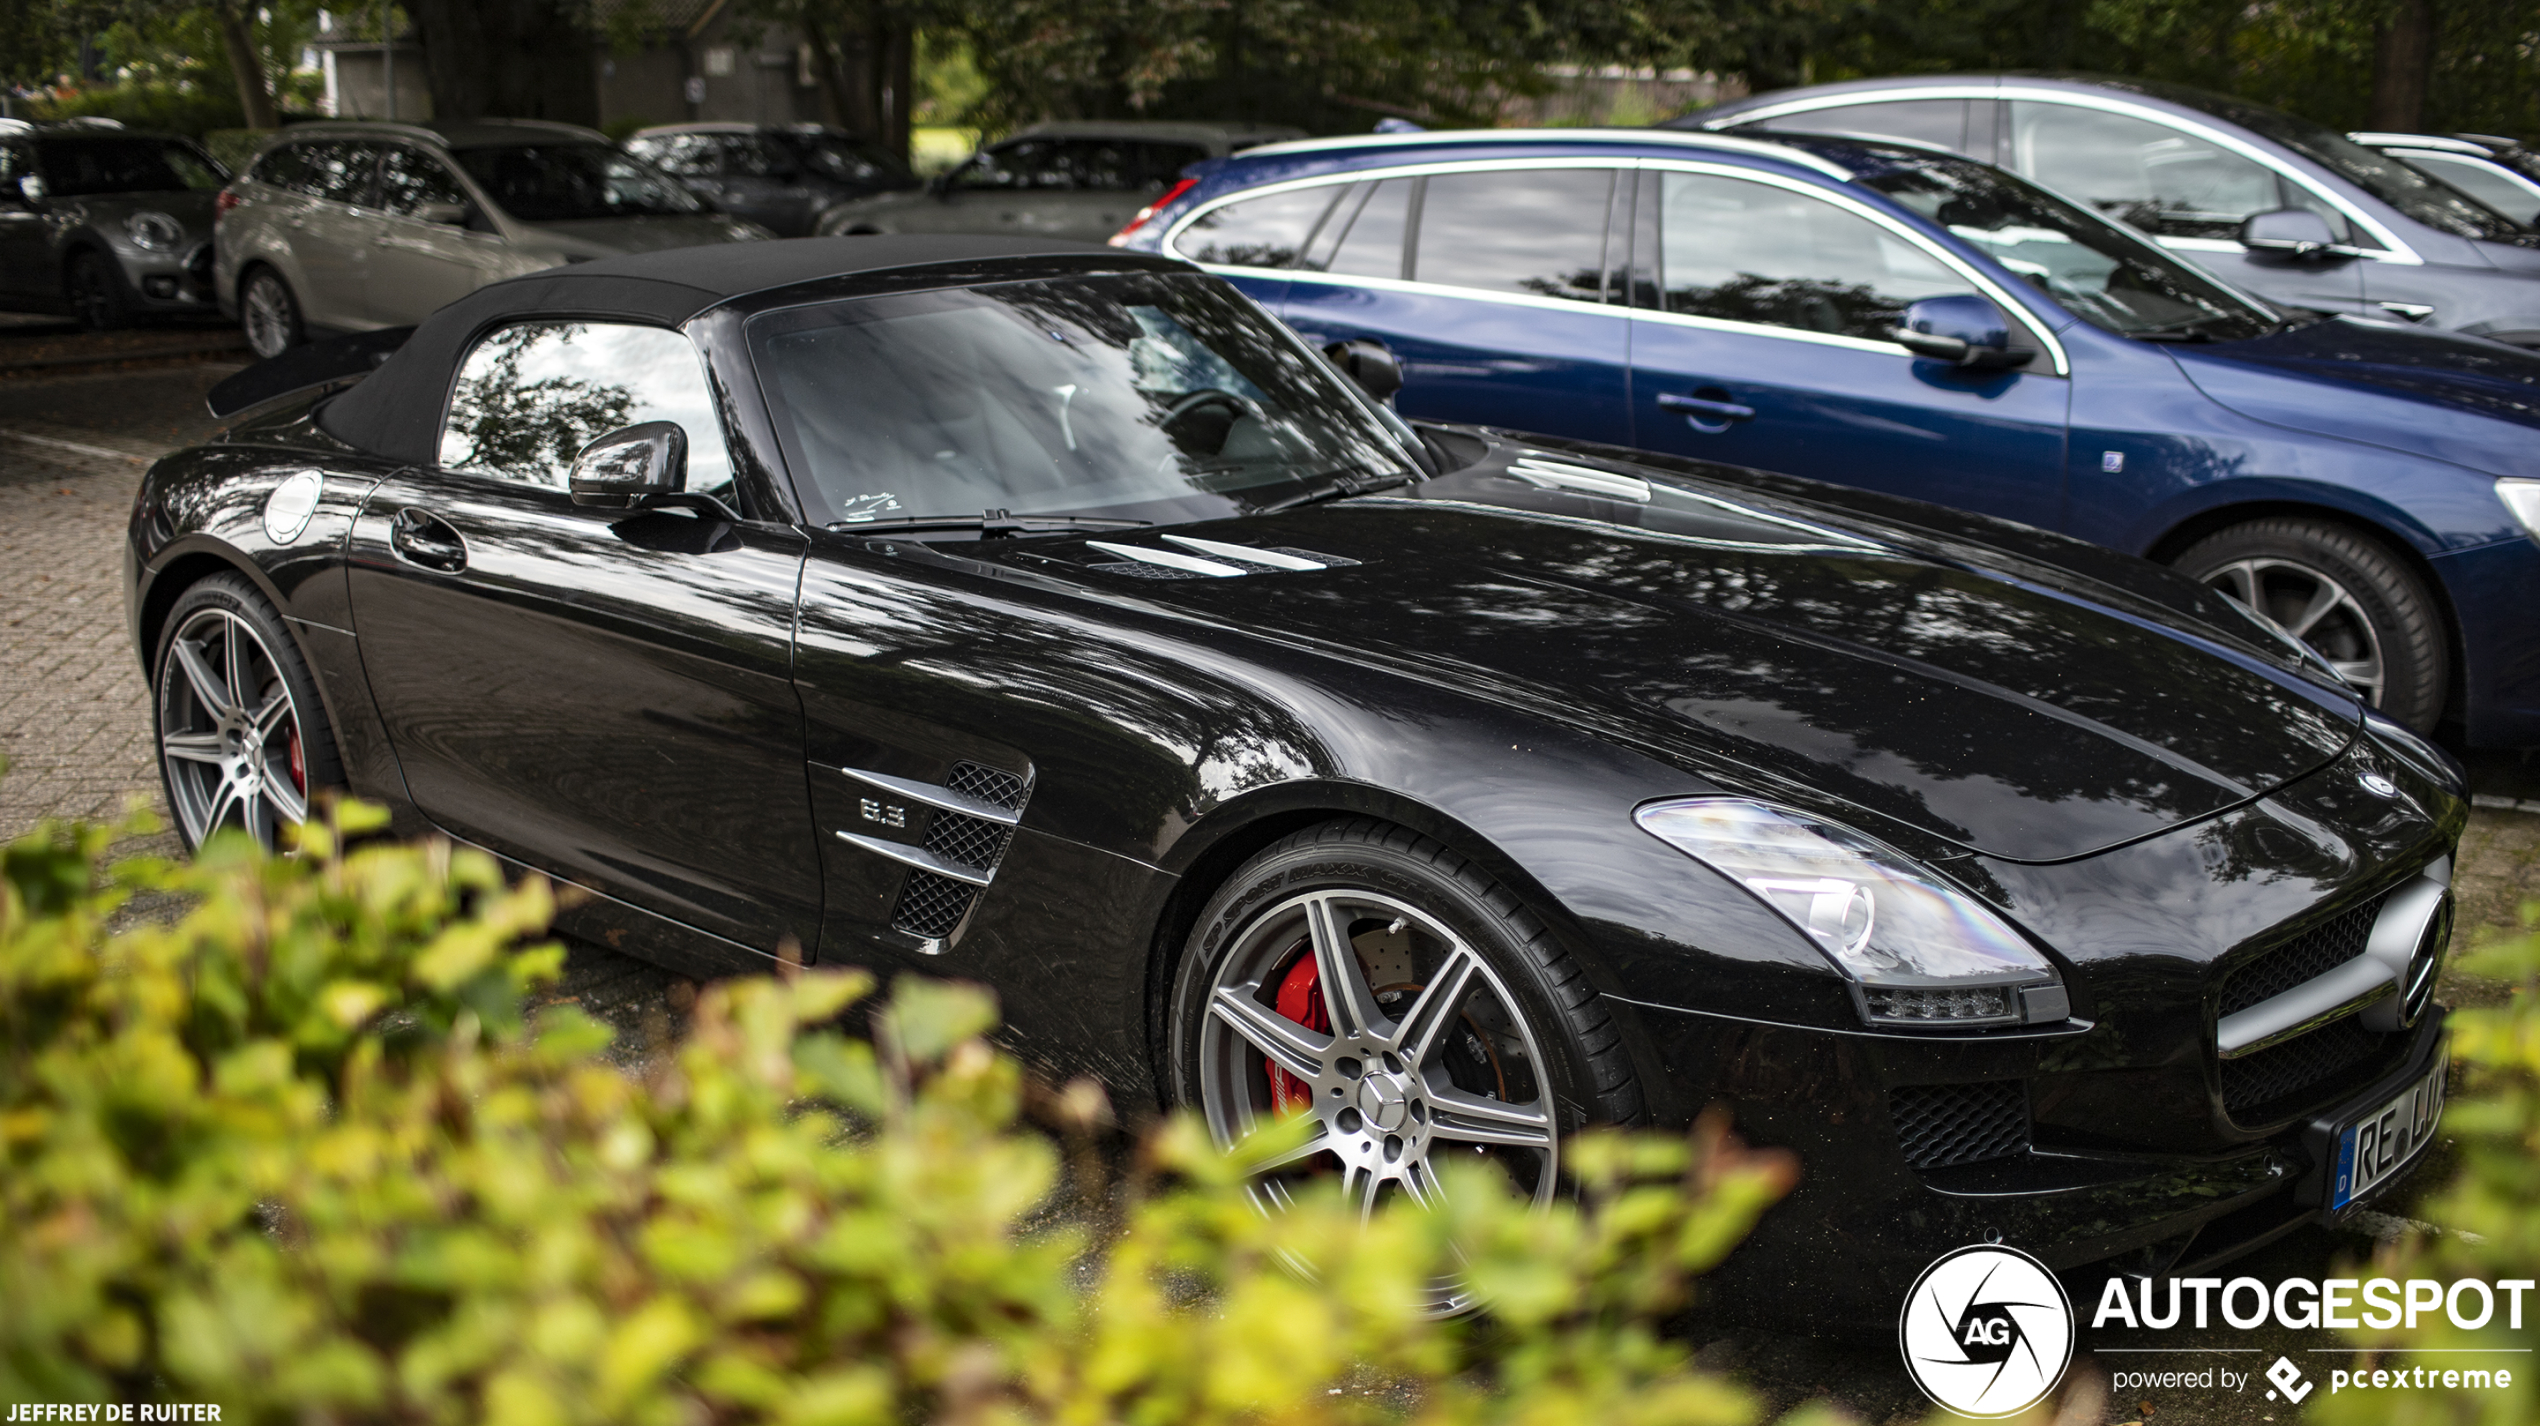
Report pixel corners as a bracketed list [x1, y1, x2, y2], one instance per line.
[0, 797, 1811, 1423]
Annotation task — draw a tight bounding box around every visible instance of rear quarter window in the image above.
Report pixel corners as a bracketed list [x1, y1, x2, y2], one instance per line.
[1172, 185, 1345, 268]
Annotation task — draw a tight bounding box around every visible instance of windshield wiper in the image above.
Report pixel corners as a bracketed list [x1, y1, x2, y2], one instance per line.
[1257, 468, 1418, 514]
[827, 510, 1152, 538]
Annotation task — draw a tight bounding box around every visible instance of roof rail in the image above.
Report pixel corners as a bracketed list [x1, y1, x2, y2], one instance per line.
[1232, 127, 1853, 179]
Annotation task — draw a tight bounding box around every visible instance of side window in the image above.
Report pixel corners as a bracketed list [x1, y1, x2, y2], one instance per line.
[1411, 168, 1616, 303]
[1312, 178, 1412, 279]
[1172, 185, 1345, 268]
[631, 134, 713, 177]
[955, 139, 1067, 190]
[251, 142, 314, 194]
[724, 135, 792, 178]
[377, 147, 470, 217]
[301, 141, 382, 207]
[439, 322, 737, 497]
[2008, 102, 2289, 240]
[1652, 172, 1963, 340]
[1755, 99, 1971, 154]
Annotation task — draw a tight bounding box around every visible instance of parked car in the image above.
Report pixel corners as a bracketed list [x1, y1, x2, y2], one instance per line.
[1116, 127, 2540, 745]
[2350, 132, 2540, 230]
[623, 122, 917, 236]
[814, 121, 1304, 242]
[0, 117, 228, 328]
[134, 235, 2461, 1316]
[1663, 75, 2540, 347]
[214, 118, 770, 360]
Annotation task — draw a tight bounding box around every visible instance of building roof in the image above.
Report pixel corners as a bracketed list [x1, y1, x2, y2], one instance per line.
[319, 235, 1179, 463]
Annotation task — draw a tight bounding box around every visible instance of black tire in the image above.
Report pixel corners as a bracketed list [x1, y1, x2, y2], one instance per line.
[1169, 817, 1642, 1176]
[66, 249, 126, 331]
[151, 572, 344, 853]
[2173, 516, 2450, 729]
[239, 266, 304, 360]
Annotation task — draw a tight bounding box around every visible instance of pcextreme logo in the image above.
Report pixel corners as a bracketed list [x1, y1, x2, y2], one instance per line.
[1899, 1245, 2076, 1417]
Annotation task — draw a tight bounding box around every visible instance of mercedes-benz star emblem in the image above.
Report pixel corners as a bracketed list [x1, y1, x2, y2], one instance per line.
[1899, 1244, 2074, 1418]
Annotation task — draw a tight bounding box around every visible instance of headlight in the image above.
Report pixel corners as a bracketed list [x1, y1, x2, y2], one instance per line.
[2499, 479, 2540, 544]
[125, 210, 183, 251]
[1635, 798, 2069, 1029]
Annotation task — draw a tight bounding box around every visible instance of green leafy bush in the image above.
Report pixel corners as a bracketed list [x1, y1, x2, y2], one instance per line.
[24, 83, 247, 140]
[0, 803, 1804, 1424]
[2309, 905, 2540, 1426]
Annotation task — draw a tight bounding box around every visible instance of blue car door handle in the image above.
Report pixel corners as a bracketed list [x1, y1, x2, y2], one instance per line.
[1657, 392, 1756, 422]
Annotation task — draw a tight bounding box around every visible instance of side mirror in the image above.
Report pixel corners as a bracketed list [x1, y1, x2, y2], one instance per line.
[2239, 208, 2343, 258]
[413, 201, 469, 226]
[1323, 337, 1405, 404]
[1891, 294, 2032, 370]
[17, 174, 46, 208]
[569, 421, 687, 508]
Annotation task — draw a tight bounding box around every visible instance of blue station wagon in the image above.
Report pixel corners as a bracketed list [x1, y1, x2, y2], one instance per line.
[1113, 129, 2540, 747]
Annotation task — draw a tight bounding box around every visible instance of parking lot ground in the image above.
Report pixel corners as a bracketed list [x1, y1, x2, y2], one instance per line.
[1, 356, 2536, 1423]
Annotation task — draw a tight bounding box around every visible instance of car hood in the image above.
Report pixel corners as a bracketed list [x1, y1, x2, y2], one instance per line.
[518, 214, 765, 254]
[967, 470, 2362, 863]
[2170, 316, 2540, 478]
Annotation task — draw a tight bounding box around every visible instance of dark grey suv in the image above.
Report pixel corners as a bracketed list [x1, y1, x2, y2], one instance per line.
[1676, 75, 2540, 347]
[0, 118, 228, 328]
[622, 123, 915, 237]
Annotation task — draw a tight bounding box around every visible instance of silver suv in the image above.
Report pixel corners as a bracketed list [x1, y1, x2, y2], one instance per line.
[814, 121, 1303, 243]
[217, 119, 770, 358]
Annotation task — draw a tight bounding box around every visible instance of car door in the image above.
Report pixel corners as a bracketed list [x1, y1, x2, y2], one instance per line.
[1280, 163, 1632, 442]
[367, 144, 500, 324]
[288, 139, 387, 330]
[2001, 100, 2369, 317]
[1624, 165, 2071, 529]
[342, 318, 822, 956]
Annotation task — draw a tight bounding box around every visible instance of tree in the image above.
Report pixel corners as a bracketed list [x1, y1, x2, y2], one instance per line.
[406, 0, 598, 124]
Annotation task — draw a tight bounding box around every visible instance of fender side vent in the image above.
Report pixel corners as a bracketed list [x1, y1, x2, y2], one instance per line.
[888, 761, 1032, 940]
[1890, 1081, 2029, 1169]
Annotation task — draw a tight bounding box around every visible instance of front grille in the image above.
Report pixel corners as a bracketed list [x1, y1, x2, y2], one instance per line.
[923, 810, 1010, 871]
[2221, 1016, 2400, 1120]
[1890, 1081, 2029, 1169]
[944, 760, 1027, 810]
[893, 870, 977, 939]
[2220, 895, 2384, 1017]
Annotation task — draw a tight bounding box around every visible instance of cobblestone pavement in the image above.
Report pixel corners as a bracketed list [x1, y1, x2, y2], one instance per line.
[3, 358, 2539, 1424]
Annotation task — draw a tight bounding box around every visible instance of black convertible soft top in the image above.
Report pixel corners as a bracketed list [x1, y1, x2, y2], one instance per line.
[317, 234, 1178, 465]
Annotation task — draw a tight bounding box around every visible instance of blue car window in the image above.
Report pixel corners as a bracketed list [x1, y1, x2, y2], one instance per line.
[1653, 172, 1960, 339]
[1174, 184, 1343, 268]
[1411, 168, 1616, 303]
[439, 322, 736, 497]
[2008, 102, 2289, 241]
[1317, 177, 1411, 279]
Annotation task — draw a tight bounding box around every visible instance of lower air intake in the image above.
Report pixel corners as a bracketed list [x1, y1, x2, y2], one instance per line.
[1890, 1081, 2029, 1169]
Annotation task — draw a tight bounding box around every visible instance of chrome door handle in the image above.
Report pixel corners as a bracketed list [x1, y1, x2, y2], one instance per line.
[1657, 392, 1756, 422]
[388, 506, 467, 573]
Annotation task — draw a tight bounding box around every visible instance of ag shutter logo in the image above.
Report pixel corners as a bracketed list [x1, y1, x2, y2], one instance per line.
[1900, 1244, 2076, 1417]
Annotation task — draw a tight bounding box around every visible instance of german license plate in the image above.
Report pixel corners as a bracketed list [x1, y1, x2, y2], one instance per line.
[2332, 1050, 2447, 1211]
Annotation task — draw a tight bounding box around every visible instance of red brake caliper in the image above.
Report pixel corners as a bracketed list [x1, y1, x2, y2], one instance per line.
[1268, 951, 1330, 1114]
[287, 722, 306, 793]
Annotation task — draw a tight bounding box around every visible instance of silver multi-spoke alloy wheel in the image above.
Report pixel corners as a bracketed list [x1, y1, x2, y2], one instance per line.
[1196, 885, 1559, 1298]
[157, 604, 310, 848]
[241, 270, 300, 360]
[2201, 556, 2386, 703]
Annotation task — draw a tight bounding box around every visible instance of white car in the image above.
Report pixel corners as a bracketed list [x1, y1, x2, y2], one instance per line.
[216, 118, 771, 358]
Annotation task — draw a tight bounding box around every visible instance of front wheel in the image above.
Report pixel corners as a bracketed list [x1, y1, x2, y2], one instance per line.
[2173, 516, 2450, 728]
[152, 574, 343, 852]
[239, 267, 305, 360]
[1169, 820, 1643, 1310]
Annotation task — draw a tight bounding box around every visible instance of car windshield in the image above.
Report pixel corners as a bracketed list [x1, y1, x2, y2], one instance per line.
[2165, 90, 2533, 244]
[749, 273, 1414, 529]
[35, 137, 226, 195]
[1860, 154, 2279, 340]
[781, 130, 907, 185]
[450, 143, 704, 220]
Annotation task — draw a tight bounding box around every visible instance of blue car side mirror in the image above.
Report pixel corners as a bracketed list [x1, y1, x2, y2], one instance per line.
[1892, 294, 2032, 370]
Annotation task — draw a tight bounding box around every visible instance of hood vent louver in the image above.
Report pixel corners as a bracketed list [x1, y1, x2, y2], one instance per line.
[1084, 536, 1358, 580]
[1505, 457, 1652, 503]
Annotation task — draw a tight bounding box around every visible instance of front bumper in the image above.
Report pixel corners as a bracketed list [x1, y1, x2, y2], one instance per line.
[1622, 998, 2449, 1317]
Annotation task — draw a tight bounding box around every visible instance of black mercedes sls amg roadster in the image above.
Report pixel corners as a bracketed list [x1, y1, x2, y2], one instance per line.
[124, 236, 2465, 1315]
